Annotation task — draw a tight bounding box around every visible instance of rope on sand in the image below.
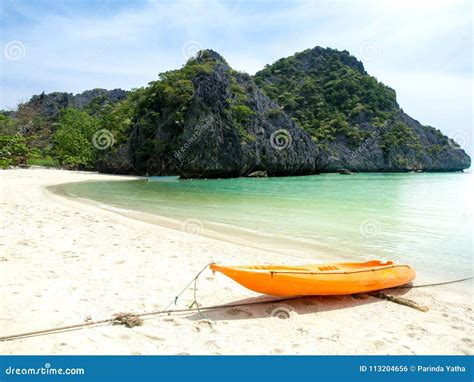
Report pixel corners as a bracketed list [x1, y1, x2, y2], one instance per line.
[368, 293, 429, 312]
[112, 313, 144, 328]
[0, 272, 471, 342]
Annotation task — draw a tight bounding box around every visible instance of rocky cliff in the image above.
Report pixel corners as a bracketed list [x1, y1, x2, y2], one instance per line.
[254, 47, 470, 172]
[98, 51, 317, 177]
[25, 88, 128, 120]
[5, 47, 469, 175]
[99, 48, 469, 176]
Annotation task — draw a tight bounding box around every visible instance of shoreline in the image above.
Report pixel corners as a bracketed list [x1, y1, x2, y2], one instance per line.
[49, 170, 472, 287]
[48, 181, 349, 264]
[1, 168, 472, 355]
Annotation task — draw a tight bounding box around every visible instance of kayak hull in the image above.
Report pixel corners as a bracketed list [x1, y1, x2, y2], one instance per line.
[210, 261, 416, 296]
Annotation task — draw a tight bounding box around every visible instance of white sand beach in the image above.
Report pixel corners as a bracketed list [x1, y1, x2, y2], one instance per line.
[1, 169, 472, 355]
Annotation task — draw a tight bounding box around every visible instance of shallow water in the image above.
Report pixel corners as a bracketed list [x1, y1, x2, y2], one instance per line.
[56, 172, 473, 281]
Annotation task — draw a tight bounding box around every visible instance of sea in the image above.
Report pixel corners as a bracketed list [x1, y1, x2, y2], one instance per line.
[54, 172, 473, 283]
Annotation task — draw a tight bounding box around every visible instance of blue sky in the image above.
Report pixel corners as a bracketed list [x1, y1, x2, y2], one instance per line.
[1, 0, 472, 153]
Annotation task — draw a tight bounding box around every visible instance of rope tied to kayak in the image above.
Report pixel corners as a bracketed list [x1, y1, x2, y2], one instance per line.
[162, 263, 212, 320]
[0, 270, 471, 342]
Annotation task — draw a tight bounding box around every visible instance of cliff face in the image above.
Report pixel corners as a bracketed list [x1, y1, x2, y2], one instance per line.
[25, 88, 128, 120]
[100, 48, 470, 176]
[312, 111, 471, 172]
[99, 51, 317, 177]
[15, 47, 469, 175]
[254, 47, 470, 172]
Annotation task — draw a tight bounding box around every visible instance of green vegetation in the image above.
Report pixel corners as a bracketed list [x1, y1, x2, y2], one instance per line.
[0, 48, 464, 173]
[0, 135, 29, 168]
[226, 73, 258, 142]
[230, 105, 255, 123]
[381, 122, 423, 154]
[97, 96, 137, 148]
[254, 48, 398, 145]
[14, 101, 53, 152]
[0, 112, 18, 135]
[428, 144, 445, 160]
[267, 107, 284, 119]
[229, 76, 248, 104]
[26, 156, 60, 167]
[53, 108, 99, 168]
[227, 104, 255, 141]
[131, 52, 218, 163]
[1, 53, 249, 167]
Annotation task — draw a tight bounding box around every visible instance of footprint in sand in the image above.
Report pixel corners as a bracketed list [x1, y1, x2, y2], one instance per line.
[196, 319, 214, 328]
[406, 324, 427, 332]
[374, 340, 386, 349]
[402, 345, 416, 354]
[163, 317, 179, 326]
[205, 340, 219, 349]
[143, 334, 164, 342]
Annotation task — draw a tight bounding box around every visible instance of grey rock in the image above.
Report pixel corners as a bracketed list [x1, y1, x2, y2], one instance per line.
[107, 50, 317, 177]
[247, 170, 268, 177]
[26, 88, 128, 120]
[316, 111, 470, 172]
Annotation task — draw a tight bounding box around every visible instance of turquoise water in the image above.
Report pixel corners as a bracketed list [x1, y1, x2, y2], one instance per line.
[56, 172, 473, 281]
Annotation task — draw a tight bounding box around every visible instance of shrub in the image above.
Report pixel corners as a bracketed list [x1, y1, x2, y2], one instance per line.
[0, 135, 29, 167]
[53, 108, 99, 168]
[230, 105, 256, 123]
[381, 122, 423, 153]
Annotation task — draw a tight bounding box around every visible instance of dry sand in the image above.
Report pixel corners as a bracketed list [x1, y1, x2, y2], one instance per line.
[1, 169, 472, 355]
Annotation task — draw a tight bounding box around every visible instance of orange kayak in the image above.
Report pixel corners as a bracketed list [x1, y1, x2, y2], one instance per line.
[210, 260, 415, 296]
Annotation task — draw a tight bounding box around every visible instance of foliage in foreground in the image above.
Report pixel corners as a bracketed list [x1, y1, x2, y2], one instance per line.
[0, 135, 29, 168]
[53, 108, 99, 168]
